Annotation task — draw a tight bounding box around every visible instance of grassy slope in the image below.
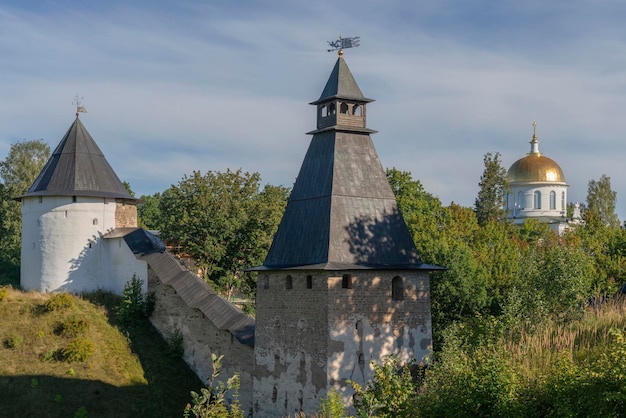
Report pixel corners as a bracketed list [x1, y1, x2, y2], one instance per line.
[0, 288, 202, 418]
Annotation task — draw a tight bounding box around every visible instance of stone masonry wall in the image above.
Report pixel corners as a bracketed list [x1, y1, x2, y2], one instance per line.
[147, 264, 254, 414]
[114, 201, 137, 228]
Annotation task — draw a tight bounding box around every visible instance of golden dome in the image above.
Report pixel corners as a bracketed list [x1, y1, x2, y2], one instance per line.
[507, 124, 566, 184]
[507, 154, 566, 183]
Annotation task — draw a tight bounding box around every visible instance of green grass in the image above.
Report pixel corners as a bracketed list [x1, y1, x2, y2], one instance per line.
[0, 287, 202, 418]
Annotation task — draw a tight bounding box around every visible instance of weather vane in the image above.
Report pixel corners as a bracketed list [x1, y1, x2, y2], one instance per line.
[327, 34, 360, 55]
[72, 94, 87, 117]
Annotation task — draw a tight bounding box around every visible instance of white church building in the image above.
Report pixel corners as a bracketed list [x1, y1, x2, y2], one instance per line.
[505, 124, 579, 234]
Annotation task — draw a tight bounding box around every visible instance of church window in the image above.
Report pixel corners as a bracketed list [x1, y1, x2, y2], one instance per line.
[340, 102, 349, 114]
[392, 276, 404, 301]
[342, 274, 353, 289]
[262, 275, 269, 290]
[64, 210, 68, 218]
[326, 103, 336, 116]
[534, 191, 541, 209]
[561, 192, 565, 210]
[550, 191, 556, 210]
[517, 191, 524, 209]
[353, 104, 362, 116]
[285, 275, 293, 290]
[93, 218, 98, 225]
[72, 196, 77, 203]
[306, 275, 313, 289]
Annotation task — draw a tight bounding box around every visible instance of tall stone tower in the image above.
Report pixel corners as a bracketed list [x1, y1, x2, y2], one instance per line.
[251, 52, 441, 417]
[20, 115, 146, 294]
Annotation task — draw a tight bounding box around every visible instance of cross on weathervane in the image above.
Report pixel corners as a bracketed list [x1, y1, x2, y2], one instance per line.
[73, 94, 87, 118]
[327, 35, 360, 56]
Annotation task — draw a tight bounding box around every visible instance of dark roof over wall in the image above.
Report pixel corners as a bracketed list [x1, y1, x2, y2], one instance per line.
[22, 117, 136, 200]
[258, 56, 441, 272]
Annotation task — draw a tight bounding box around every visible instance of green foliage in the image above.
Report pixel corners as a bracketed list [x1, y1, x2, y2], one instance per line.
[61, 337, 94, 362]
[159, 169, 288, 301]
[184, 353, 244, 418]
[317, 388, 346, 418]
[165, 328, 185, 358]
[474, 152, 508, 225]
[0, 285, 9, 301]
[586, 174, 619, 228]
[0, 139, 50, 281]
[73, 406, 88, 418]
[137, 192, 162, 230]
[115, 276, 154, 325]
[3, 333, 24, 349]
[54, 317, 90, 337]
[349, 356, 417, 418]
[44, 293, 76, 312]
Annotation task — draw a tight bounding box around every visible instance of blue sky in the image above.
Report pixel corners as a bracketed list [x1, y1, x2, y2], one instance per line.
[2, 1, 626, 219]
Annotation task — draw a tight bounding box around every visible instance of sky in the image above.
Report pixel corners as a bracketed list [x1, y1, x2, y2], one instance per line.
[2, 1, 626, 219]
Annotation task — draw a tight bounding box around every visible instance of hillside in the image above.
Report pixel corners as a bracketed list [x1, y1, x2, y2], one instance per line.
[0, 287, 202, 418]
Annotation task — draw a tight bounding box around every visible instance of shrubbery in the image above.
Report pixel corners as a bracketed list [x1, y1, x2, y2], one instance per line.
[44, 293, 75, 312]
[61, 337, 94, 362]
[116, 275, 154, 325]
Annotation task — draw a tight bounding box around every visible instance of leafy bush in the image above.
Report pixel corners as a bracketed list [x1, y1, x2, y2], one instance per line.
[349, 355, 417, 418]
[62, 337, 94, 362]
[0, 285, 9, 301]
[184, 353, 243, 418]
[54, 317, 90, 337]
[44, 293, 75, 312]
[164, 329, 184, 358]
[3, 334, 24, 349]
[317, 388, 346, 418]
[116, 276, 154, 325]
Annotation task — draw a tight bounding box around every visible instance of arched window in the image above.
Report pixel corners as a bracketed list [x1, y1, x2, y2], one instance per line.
[326, 103, 336, 115]
[285, 275, 293, 290]
[550, 191, 556, 210]
[517, 191, 524, 209]
[306, 275, 313, 289]
[561, 191, 565, 210]
[353, 104, 362, 116]
[392, 276, 404, 301]
[340, 102, 349, 114]
[534, 191, 541, 209]
[342, 274, 353, 289]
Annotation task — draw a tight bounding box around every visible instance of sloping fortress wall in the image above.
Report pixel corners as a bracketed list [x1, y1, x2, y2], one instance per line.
[144, 251, 255, 413]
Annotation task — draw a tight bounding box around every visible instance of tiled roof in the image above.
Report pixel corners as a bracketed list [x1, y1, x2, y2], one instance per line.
[23, 117, 135, 200]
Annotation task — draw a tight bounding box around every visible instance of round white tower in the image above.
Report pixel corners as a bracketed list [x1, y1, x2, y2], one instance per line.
[506, 123, 569, 230]
[19, 115, 142, 294]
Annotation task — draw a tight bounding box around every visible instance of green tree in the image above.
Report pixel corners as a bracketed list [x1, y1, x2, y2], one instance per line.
[474, 152, 508, 225]
[0, 139, 50, 284]
[586, 174, 619, 228]
[159, 169, 288, 300]
[138, 192, 162, 230]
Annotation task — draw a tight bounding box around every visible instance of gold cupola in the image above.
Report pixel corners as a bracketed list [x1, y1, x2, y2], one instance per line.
[507, 123, 566, 184]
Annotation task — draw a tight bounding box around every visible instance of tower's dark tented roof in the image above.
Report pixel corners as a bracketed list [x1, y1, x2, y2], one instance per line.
[22, 117, 136, 200]
[310, 55, 374, 105]
[257, 56, 441, 272]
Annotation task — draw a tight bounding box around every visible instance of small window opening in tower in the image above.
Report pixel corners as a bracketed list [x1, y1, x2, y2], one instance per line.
[534, 191, 541, 209]
[38, 196, 43, 203]
[561, 191, 565, 210]
[353, 104, 362, 116]
[392, 276, 404, 301]
[285, 275, 293, 290]
[272, 386, 278, 403]
[342, 274, 353, 289]
[263, 275, 269, 290]
[64, 210, 68, 218]
[327, 103, 336, 116]
[550, 191, 556, 210]
[358, 352, 365, 367]
[306, 275, 313, 289]
[93, 218, 98, 225]
[72, 196, 77, 203]
[340, 102, 349, 114]
[88, 243, 92, 249]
